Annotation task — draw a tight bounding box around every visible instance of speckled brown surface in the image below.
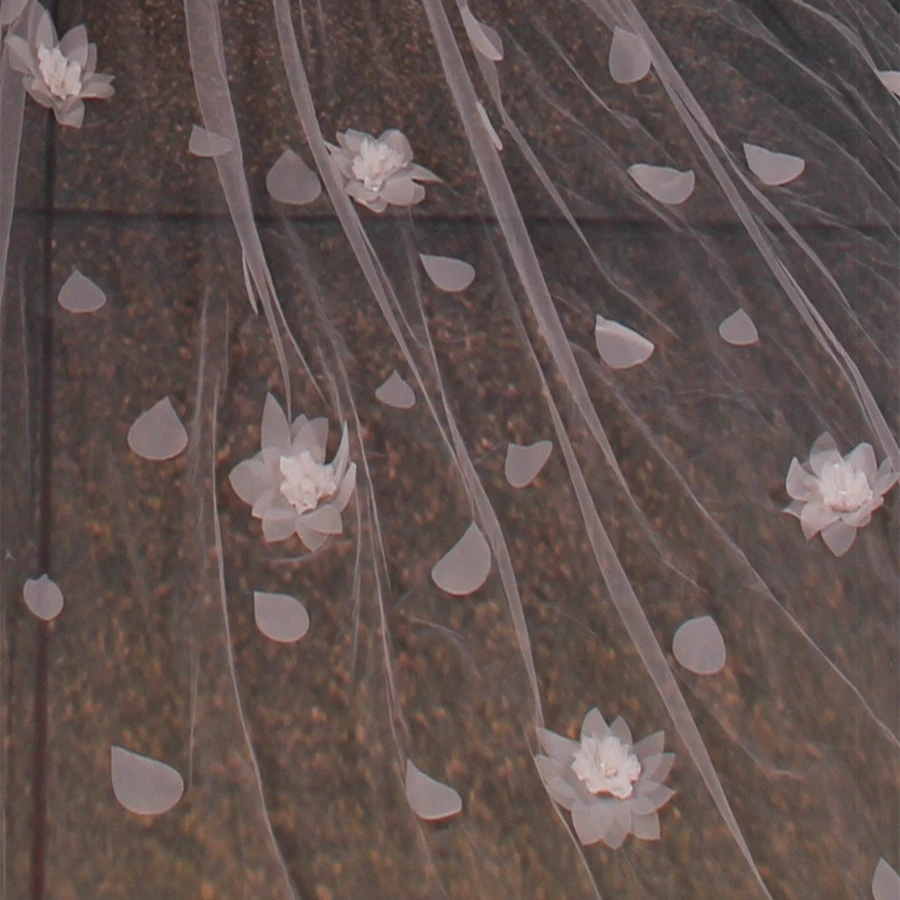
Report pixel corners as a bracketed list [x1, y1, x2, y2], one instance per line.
[5, 0, 898, 897]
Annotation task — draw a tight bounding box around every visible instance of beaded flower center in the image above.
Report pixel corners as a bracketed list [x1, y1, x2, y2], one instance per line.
[819, 460, 872, 513]
[279, 452, 338, 516]
[37, 45, 83, 100]
[571, 735, 642, 800]
[351, 138, 406, 192]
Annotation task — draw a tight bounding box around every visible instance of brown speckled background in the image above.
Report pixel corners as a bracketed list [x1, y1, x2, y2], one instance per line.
[3, 0, 898, 898]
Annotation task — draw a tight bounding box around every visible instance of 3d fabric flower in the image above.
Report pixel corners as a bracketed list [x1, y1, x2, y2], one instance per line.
[325, 128, 439, 212]
[784, 432, 898, 557]
[535, 707, 675, 849]
[6, 3, 114, 127]
[228, 393, 356, 551]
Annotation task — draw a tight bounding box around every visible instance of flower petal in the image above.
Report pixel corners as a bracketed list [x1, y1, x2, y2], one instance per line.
[743, 143, 805, 186]
[228, 458, 271, 506]
[628, 164, 695, 205]
[536, 727, 580, 763]
[419, 253, 476, 293]
[59, 24, 89, 67]
[630, 811, 661, 841]
[291, 417, 328, 462]
[580, 707, 609, 742]
[375, 371, 416, 409]
[873, 859, 900, 900]
[261, 393, 291, 453]
[262, 508, 297, 543]
[820, 520, 857, 557]
[380, 175, 420, 207]
[56, 100, 85, 129]
[460, 6, 504, 62]
[785, 458, 817, 501]
[609, 716, 633, 747]
[188, 125, 233, 158]
[641, 752, 675, 784]
[405, 759, 462, 821]
[296, 523, 329, 552]
[407, 163, 441, 183]
[23, 575, 64, 622]
[266, 148, 322, 205]
[254, 591, 310, 643]
[800, 501, 839, 540]
[504, 440, 553, 489]
[535, 756, 578, 810]
[127, 397, 188, 461]
[110, 747, 183, 816]
[331, 422, 350, 478]
[808, 432, 840, 475]
[300, 505, 343, 535]
[571, 801, 616, 846]
[35, 7, 57, 50]
[379, 129, 413, 163]
[633, 731, 665, 762]
[251, 486, 277, 519]
[608, 27, 652, 85]
[6, 35, 36, 74]
[80, 75, 115, 100]
[874, 460, 900, 496]
[431, 523, 492, 596]
[672, 615, 726, 675]
[718, 308, 760, 346]
[338, 129, 369, 153]
[333, 463, 357, 512]
[639, 782, 675, 810]
[595, 315, 654, 369]
[844, 442, 877, 485]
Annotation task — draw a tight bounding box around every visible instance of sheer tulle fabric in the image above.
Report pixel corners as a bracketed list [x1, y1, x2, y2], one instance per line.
[0, 0, 896, 896]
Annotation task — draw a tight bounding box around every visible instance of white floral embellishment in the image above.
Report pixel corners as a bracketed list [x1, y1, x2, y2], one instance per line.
[535, 708, 674, 849]
[326, 128, 439, 213]
[37, 44, 81, 99]
[6, 5, 114, 128]
[784, 432, 898, 557]
[571, 734, 642, 800]
[228, 394, 356, 551]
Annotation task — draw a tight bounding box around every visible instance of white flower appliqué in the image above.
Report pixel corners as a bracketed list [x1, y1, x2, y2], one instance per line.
[37, 44, 81, 98]
[228, 394, 356, 551]
[6, 5, 114, 127]
[326, 128, 439, 213]
[784, 432, 898, 557]
[535, 708, 674, 849]
[571, 734, 642, 800]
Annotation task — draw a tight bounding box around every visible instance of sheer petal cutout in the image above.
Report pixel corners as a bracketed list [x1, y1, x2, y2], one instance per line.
[23, 575, 64, 622]
[608, 27, 651, 84]
[504, 440, 553, 488]
[580, 708, 608, 741]
[261, 393, 291, 453]
[110, 747, 184, 816]
[672, 616, 727, 675]
[419, 253, 476, 292]
[872, 859, 900, 900]
[743, 143, 806, 186]
[58, 269, 106, 313]
[595, 315, 655, 369]
[375, 370, 416, 409]
[254, 591, 310, 643]
[266, 148, 322, 205]
[431, 523, 492, 596]
[719, 309, 760, 346]
[0, 0, 28, 26]
[188, 124, 233, 157]
[405, 760, 462, 821]
[821, 520, 857, 557]
[627, 164, 695, 204]
[127, 397, 188, 461]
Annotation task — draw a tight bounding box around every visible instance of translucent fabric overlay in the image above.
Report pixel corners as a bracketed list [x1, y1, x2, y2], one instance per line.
[0, 0, 897, 896]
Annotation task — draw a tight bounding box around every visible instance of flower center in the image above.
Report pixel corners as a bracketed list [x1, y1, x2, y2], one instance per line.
[351, 138, 406, 192]
[279, 452, 338, 516]
[819, 460, 873, 513]
[37, 45, 83, 100]
[571, 735, 642, 800]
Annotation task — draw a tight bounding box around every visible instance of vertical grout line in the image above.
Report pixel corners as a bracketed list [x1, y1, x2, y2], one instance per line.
[29, 93, 57, 900]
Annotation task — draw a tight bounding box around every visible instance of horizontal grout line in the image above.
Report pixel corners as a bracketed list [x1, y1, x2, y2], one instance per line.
[8, 206, 898, 237]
